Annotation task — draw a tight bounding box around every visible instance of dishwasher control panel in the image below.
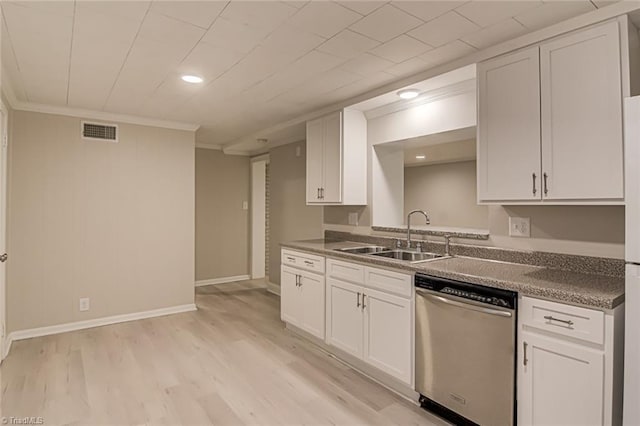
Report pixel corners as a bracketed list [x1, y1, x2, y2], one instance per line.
[415, 274, 517, 310]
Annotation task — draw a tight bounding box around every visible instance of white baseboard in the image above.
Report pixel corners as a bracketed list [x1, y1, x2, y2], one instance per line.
[5, 304, 197, 354]
[195, 275, 251, 287]
[266, 281, 281, 296]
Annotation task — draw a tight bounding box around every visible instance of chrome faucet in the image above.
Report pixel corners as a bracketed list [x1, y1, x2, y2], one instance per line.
[406, 209, 430, 249]
[444, 234, 452, 257]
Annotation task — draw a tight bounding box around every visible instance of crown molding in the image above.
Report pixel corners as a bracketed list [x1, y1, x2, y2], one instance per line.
[195, 143, 222, 150]
[6, 98, 200, 132]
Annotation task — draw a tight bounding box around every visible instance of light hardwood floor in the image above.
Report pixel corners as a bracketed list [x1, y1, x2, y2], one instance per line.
[1, 281, 448, 426]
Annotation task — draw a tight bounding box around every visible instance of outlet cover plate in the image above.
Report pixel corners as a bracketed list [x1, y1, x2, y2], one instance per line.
[348, 212, 358, 226]
[79, 297, 90, 312]
[509, 217, 530, 238]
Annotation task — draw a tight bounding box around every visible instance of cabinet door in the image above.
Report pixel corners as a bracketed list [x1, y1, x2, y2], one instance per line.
[299, 271, 325, 339]
[321, 111, 342, 203]
[306, 117, 324, 203]
[540, 21, 623, 201]
[280, 266, 302, 327]
[326, 278, 363, 358]
[363, 288, 412, 385]
[478, 46, 541, 202]
[519, 331, 605, 426]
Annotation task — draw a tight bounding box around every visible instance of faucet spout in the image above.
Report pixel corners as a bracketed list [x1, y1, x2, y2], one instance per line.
[406, 209, 430, 249]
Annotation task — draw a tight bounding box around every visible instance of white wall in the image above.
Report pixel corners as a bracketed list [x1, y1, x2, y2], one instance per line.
[7, 111, 195, 332]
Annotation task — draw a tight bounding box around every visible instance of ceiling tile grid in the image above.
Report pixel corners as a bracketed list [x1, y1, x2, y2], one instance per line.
[0, 0, 618, 149]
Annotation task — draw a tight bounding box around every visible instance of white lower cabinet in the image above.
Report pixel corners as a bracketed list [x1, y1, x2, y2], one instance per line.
[280, 251, 326, 340]
[518, 296, 624, 426]
[325, 259, 413, 387]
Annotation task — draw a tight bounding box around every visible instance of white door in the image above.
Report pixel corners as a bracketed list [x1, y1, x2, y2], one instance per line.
[0, 102, 6, 361]
[519, 331, 605, 426]
[280, 266, 302, 327]
[299, 271, 325, 339]
[326, 278, 363, 358]
[362, 288, 412, 385]
[477, 46, 541, 202]
[321, 111, 342, 203]
[540, 20, 623, 201]
[306, 118, 324, 203]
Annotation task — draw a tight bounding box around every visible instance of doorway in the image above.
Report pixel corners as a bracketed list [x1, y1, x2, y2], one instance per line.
[0, 101, 8, 360]
[251, 155, 269, 280]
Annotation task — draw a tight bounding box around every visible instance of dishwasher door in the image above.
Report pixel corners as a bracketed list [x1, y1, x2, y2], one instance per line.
[415, 288, 515, 426]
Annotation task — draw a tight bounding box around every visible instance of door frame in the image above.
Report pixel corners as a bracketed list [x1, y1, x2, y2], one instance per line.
[0, 99, 8, 361]
[250, 154, 269, 280]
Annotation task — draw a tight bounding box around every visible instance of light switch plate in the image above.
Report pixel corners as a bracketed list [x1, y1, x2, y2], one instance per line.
[348, 212, 358, 226]
[79, 297, 90, 312]
[509, 217, 530, 238]
[242, 201, 248, 210]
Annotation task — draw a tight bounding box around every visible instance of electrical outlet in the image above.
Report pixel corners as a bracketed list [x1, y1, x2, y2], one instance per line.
[79, 297, 90, 312]
[242, 201, 248, 210]
[348, 212, 358, 226]
[509, 217, 531, 238]
[295, 146, 301, 157]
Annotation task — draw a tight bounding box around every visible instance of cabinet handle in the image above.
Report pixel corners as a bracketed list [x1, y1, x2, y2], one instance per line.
[523, 341, 528, 366]
[543, 315, 574, 327]
[532, 173, 537, 195]
[298, 275, 303, 287]
[320, 188, 324, 199]
[543, 172, 549, 196]
[362, 293, 366, 310]
[287, 256, 296, 262]
[304, 260, 313, 266]
[295, 274, 299, 287]
[356, 292, 361, 308]
[317, 188, 320, 199]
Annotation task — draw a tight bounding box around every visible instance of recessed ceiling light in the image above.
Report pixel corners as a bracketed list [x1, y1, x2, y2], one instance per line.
[397, 89, 419, 100]
[416, 155, 426, 160]
[181, 75, 203, 84]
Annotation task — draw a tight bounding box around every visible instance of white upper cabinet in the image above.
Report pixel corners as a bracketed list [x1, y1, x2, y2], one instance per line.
[478, 47, 541, 202]
[540, 21, 623, 201]
[478, 19, 627, 204]
[306, 109, 367, 205]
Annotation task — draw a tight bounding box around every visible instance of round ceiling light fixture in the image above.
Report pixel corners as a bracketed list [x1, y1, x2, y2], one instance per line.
[181, 75, 204, 84]
[397, 89, 420, 100]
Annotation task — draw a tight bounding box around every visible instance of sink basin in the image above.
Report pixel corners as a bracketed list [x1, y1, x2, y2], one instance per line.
[335, 246, 391, 254]
[370, 249, 444, 262]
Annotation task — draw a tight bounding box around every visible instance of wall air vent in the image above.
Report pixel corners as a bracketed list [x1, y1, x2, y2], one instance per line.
[81, 121, 118, 142]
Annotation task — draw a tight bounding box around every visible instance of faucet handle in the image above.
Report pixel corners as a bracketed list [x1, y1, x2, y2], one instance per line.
[416, 241, 423, 252]
[395, 238, 403, 248]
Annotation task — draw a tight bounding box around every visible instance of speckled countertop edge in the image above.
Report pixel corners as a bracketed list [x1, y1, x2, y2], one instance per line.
[281, 240, 625, 310]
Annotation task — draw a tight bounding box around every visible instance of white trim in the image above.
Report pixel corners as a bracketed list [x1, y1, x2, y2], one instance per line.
[10, 101, 200, 132]
[251, 153, 270, 163]
[4, 304, 197, 355]
[195, 275, 250, 287]
[195, 143, 222, 150]
[266, 281, 281, 296]
[222, 148, 251, 156]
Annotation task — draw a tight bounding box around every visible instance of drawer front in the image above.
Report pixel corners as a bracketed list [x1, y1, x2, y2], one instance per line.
[327, 259, 365, 284]
[282, 249, 325, 274]
[520, 296, 604, 345]
[364, 266, 412, 298]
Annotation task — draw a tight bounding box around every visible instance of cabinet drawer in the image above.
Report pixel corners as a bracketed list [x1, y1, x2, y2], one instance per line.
[364, 267, 412, 298]
[327, 259, 365, 284]
[520, 296, 604, 345]
[282, 249, 325, 274]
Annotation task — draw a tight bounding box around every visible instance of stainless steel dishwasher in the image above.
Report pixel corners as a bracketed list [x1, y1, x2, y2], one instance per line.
[415, 274, 517, 426]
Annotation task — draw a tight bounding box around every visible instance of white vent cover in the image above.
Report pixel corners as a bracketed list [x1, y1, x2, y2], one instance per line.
[81, 121, 118, 142]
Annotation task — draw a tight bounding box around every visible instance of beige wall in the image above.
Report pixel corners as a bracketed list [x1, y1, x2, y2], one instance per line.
[404, 161, 488, 229]
[269, 141, 323, 286]
[195, 148, 250, 281]
[7, 111, 195, 332]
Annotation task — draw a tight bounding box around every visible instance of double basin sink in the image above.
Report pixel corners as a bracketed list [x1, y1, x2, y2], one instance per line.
[334, 245, 446, 263]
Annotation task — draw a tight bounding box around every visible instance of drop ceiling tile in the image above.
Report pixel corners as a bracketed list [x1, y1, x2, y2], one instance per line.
[316, 29, 380, 59]
[276, 68, 362, 104]
[385, 56, 429, 77]
[337, 1, 388, 15]
[392, 1, 466, 22]
[419, 39, 477, 67]
[260, 25, 326, 59]
[332, 71, 396, 99]
[455, 1, 541, 27]
[221, 1, 297, 33]
[591, 0, 620, 7]
[178, 42, 245, 81]
[370, 34, 432, 63]
[349, 4, 423, 42]
[283, 1, 309, 9]
[202, 17, 270, 54]
[514, 1, 596, 31]
[1, 24, 27, 101]
[137, 11, 205, 46]
[340, 52, 395, 75]
[408, 11, 480, 47]
[461, 18, 527, 50]
[288, 1, 363, 38]
[150, 1, 227, 29]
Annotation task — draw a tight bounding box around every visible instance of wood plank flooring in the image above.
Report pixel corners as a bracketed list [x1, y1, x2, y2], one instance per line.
[1, 280, 448, 425]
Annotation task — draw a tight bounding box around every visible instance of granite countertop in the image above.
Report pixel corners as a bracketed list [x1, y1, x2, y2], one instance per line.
[281, 239, 625, 310]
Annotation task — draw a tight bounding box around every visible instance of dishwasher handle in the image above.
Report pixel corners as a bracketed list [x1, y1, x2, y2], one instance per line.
[416, 288, 513, 318]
